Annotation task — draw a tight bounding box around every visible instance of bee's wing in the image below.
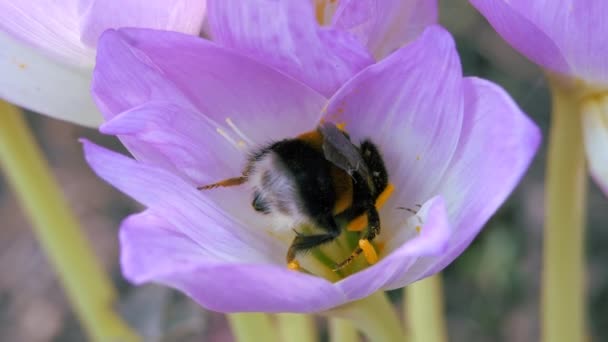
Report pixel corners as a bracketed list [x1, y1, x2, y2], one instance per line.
[319, 122, 370, 180]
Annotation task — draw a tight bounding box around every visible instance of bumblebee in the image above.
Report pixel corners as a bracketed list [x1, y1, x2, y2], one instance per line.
[198, 122, 390, 271]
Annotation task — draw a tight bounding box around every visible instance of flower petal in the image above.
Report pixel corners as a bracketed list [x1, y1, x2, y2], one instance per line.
[99, 101, 244, 183]
[469, 0, 570, 76]
[207, 0, 373, 97]
[160, 263, 345, 313]
[0, 0, 92, 68]
[337, 196, 450, 300]
[324, 26, 464, 220]
[100, 101, 262, 227]
[582, 97, 608, 196]
[93, 28, 326, 142]
[78, 0, 206, 48]
[0, 31, 102, 127]
[121, 209, 344, 313]
[120, 210, 214, 284]
[81, 139, 283, 263]
[332, 0, 437, 60]
[416, 77, 539, 279]
[553, 1, 608, 84]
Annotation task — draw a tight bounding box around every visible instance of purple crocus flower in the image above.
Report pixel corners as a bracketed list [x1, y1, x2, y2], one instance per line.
[82, 25, 539, 313]
[207, 0, 437, 97]
[470, 0, 608, 194]
[0, 0, 207, 126]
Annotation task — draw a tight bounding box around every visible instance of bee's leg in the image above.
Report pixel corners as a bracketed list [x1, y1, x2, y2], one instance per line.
[334, 204, 380, 271]
[197, 176, 247, 190]
[286, 217, 340, 270]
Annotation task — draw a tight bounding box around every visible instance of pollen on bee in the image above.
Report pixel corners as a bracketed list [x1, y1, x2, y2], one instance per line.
[359, 239, 378, 265]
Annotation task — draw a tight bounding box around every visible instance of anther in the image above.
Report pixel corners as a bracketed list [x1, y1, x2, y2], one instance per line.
[226, 118, 254, 146]
[359, 239, 378, 265]
[216, 127, 240, 149]
[375, 183, 395, 209]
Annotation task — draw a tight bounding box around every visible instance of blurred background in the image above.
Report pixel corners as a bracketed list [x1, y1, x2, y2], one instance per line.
[1, 1, 607, 341]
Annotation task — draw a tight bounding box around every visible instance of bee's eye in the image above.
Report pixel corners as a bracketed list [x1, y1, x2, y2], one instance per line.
[252, 191, 270, 214]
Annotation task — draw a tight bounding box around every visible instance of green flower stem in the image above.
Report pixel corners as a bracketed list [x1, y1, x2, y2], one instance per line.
[543, 80, 587, 342]
[277, 314, 316, 342]
[0, 101, 139, 341]
[404, 274, 447, 342]
[326, 291, 404, 341]
[329, 318, 359, 342]
[228, 313, 279, 342]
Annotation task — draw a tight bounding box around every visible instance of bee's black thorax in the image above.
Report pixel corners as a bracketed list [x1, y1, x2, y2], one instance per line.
[270, 139, 338, 229]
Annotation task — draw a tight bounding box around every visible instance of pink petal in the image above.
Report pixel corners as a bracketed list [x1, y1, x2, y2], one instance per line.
[121, 209, 345, 313]
[160, 263, 344, 313]
[93, 28, 326, 143]
[0, 0, 92, 68]
[82, 139, 283, 263]
[323, 25, 464, 222]
[469, 0, 571, 77]
[207, 0, 373, 97]
[120, 210, 214, 284]
[78, 0, 206, 48]
[332, 0, 437, 60]
[99, 101, 244, 183]
[412, 77, 540, 280]
[337, 196, 451, 300]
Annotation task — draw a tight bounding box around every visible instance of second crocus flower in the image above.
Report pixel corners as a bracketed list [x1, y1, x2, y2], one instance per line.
[470, 0, 608, 195]
[0, 0, 207, 126]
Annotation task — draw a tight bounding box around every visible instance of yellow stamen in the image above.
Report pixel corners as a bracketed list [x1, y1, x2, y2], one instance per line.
[375, 183, 395, 209]
[347, 183, 395, 232]
[336, 122, 347, 131]
[415, 226, 422, 233]
[359, 239, 378, 265]
[287, 260, 300, 271]
[314, 0, 326, 24]
[347, 214, 368, 231]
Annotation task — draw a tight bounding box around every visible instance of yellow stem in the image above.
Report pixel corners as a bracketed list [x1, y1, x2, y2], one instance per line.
[405, 274, 447, 342]
[0, 101, 139, 341]
[277, 314, 317, 342]
[326, 292, 404, 341]
[329, 318, 359, 342]
[228, 313, 279, 342]
[542, 80, 587, 342]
